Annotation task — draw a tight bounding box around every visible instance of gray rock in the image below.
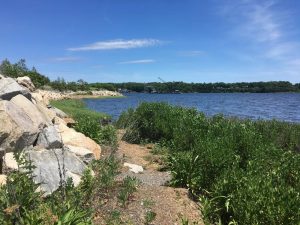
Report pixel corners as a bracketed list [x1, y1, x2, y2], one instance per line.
[0, 76, 31, 100]
[36, 125, 62, 149]
[0, 100, 39, 151]
[25, 147, 87, 195]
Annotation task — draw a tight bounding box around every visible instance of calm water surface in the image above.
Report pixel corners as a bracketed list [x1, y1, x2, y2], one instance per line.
[84, 93, 300, 123]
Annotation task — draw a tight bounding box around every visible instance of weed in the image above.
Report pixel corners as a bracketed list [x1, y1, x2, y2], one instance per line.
[118, 176, 139, 207]
[145, 210, 156, 224]
[106, 210, 122, 225]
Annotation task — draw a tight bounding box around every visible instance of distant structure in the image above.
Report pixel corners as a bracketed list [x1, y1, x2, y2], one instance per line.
[158, 77, 166, 83]
[158, 77, 180, 94]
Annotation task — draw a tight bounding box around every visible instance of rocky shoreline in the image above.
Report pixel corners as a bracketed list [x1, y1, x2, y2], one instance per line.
[33, 89, 123, 105]
[0, 74, 118, 194]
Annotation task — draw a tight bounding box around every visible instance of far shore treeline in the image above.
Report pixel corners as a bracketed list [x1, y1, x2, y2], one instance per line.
[1, 59, 300, 93]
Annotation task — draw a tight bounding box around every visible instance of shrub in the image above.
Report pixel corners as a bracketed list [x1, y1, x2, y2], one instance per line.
[118, 102, 300, 225]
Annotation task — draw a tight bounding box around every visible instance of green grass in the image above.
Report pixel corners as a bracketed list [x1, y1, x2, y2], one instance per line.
[117, 102, 300, 225]
[51, 99, 118, 147]
[50, 99, 108, 121]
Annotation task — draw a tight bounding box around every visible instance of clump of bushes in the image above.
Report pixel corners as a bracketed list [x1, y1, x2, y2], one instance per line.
[75, 116, 117, 148]
[117, 102, 300, 225]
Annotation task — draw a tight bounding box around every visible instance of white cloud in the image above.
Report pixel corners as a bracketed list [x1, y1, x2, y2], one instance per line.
[220, 0, 300, 74]
[242, 1, 282, 42]
[178, 50, 205, 57]
[67, 39, 162, 51]
[119, 59, 156, 64]
[50, 56, 81, 62]
[221, 0, 283, 43]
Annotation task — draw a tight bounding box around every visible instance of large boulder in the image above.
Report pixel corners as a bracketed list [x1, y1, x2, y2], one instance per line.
[0, 75, 31, 100]
[16, 76, 35, 92]
[10, 94, 49, 128]
[25, 147, 88, 195]
[36, 125, 62, 149]
[0, 100, 40, 151]
[57, 122, 101, 159]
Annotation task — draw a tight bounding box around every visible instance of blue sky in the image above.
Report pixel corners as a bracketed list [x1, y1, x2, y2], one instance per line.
[1, 0, 300, 83]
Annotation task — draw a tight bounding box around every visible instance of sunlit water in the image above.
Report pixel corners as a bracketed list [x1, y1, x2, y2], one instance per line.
[84, 93, 300, 123]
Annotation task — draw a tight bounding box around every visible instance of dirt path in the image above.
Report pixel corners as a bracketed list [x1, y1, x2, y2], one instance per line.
[114, 136, 204, 225]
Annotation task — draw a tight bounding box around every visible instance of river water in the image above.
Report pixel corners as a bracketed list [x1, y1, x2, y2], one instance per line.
[84, 93, 300, 123]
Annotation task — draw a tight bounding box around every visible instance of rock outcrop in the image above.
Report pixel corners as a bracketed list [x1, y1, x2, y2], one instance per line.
[0, 75, 102, 194]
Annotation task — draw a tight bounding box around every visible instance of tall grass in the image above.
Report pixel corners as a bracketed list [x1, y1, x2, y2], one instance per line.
[117, 102, 300, 225]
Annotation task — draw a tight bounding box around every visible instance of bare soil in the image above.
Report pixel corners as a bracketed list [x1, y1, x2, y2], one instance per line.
[95, 132, 204, 225]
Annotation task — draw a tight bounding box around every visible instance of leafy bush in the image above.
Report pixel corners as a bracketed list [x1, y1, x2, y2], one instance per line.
[75, 117, 117, 148]
[118, 102, 300, 225]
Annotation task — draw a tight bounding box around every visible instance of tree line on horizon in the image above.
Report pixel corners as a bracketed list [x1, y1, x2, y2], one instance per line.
[1, 59, 300, 93]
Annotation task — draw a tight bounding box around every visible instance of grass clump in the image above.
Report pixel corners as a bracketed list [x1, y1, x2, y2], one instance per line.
[118, 176, 139, 208]
[144, 210, 156, 225]
[117, 102, 300, 225]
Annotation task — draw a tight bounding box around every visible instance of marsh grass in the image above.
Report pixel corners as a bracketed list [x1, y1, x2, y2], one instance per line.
[51, 99, 118, 148]
[117, 102, 300, 225]
[50, 99, 107, 121]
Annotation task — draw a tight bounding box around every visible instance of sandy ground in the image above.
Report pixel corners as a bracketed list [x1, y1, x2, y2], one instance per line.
[106, 133, 204, 225]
